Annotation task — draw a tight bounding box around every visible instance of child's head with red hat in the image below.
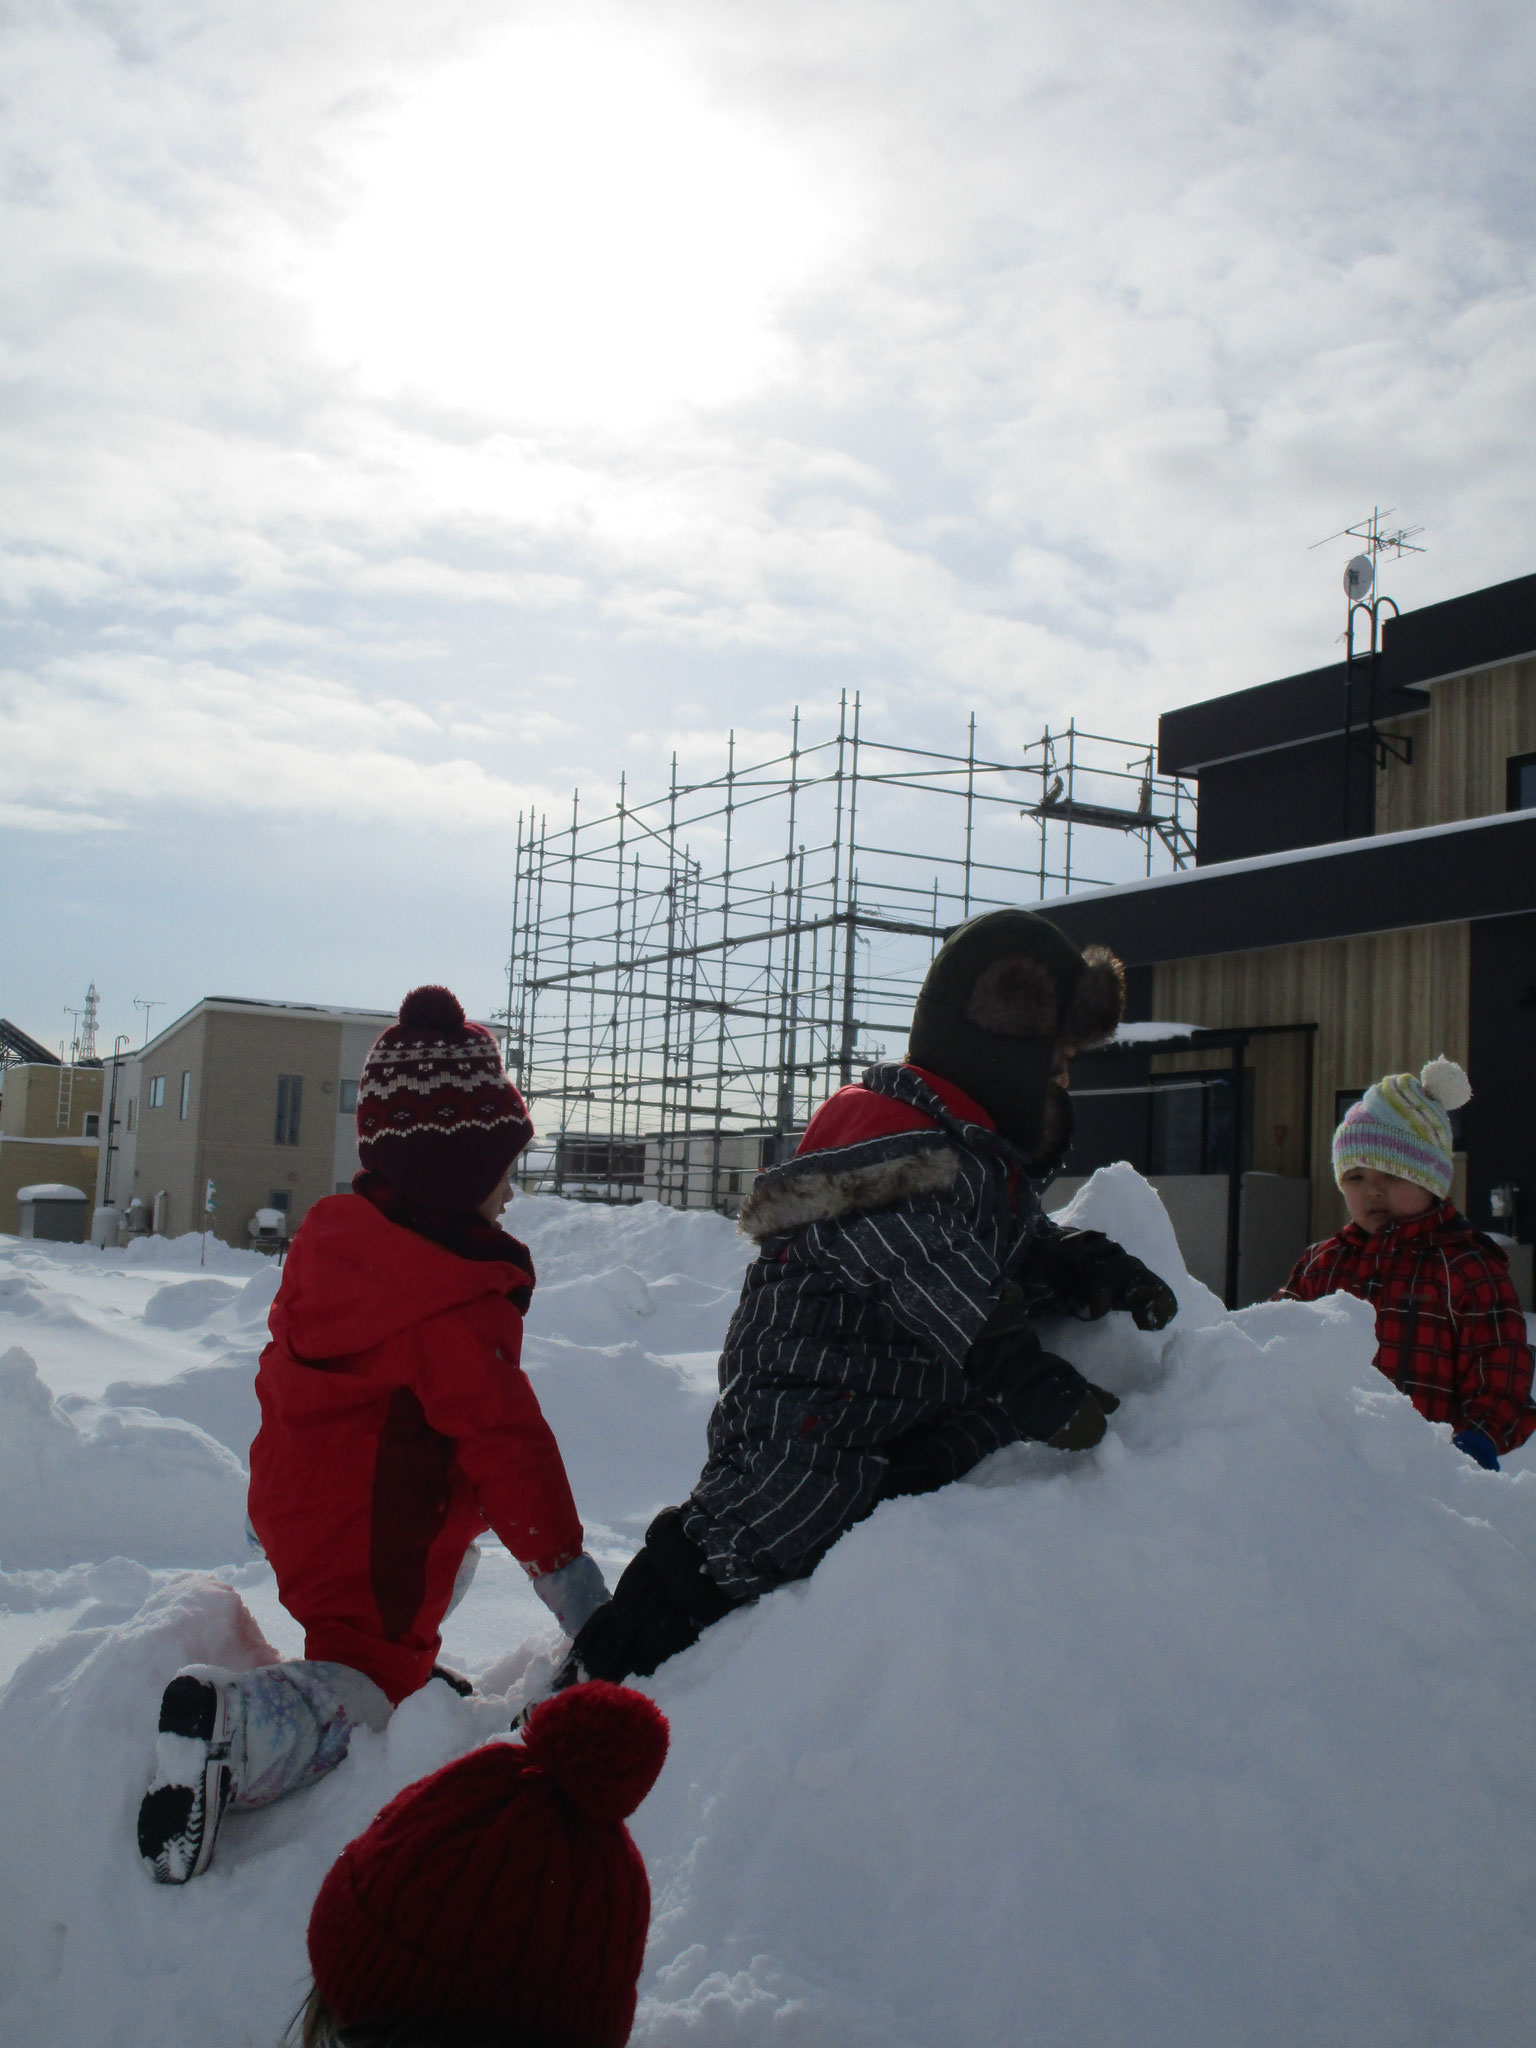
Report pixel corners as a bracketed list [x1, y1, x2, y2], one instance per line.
[297, 1682, 669, 2048]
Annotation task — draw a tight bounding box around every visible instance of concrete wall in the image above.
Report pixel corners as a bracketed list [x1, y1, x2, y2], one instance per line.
[0, 1064, 104, 1235]
[331, 1018, 381, 1193]
[131, 1014, 210, 1237]
[199, 1011, 344, 1246]
[1046, 1170, 1311, 1308]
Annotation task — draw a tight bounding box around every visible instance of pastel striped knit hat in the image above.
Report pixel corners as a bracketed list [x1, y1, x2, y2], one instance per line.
[1331, 1056, 1472, 1200]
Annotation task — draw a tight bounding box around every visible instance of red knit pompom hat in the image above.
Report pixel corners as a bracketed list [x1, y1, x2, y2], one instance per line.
[308, 1683, 670, 2047]
[357, 985, 533, 1210]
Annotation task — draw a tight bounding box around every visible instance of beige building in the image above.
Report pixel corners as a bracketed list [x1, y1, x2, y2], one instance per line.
[127, 998, 394, 1247]
[0, 1061, 105, 1235]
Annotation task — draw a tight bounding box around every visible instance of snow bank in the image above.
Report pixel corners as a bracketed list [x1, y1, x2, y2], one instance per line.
[3, 1174, 1536, 2047]
[0, 1348, 250, 1570]
[0, 1574, 517, 2042]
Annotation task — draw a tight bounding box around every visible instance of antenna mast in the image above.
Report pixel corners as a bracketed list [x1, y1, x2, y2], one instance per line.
[1309, 507, 1425, 838]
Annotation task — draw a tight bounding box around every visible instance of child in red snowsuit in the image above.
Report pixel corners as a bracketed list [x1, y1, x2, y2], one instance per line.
[1280, 1057, 1535, 1468]
[137, 987, 608, 1885]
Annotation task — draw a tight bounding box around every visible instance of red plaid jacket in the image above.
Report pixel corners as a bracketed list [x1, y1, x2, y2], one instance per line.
[1280, 1202, 1536, 1452]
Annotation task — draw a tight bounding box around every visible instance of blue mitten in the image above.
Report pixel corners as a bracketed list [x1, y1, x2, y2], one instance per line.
[1452, 1427, 1501, 1472]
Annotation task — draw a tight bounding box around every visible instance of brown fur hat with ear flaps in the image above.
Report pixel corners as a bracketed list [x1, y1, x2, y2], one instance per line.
[963, 944, 1125, 1052]
[907, 909, 1125, 1158]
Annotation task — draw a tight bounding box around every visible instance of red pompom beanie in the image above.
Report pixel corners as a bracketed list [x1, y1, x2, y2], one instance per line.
[308, 1683, 670, 2047]
[357, 985, 534, 1210]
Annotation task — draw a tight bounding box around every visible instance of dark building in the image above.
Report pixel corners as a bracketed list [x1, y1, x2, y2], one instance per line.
[1041, 570, 1536, 1307]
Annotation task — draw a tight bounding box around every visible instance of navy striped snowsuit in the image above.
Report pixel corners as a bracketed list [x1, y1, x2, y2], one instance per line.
[681, 1062, 1078, 1600]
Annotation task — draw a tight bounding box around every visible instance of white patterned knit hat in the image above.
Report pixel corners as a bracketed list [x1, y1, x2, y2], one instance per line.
[1331, 1057, 1471, 1201]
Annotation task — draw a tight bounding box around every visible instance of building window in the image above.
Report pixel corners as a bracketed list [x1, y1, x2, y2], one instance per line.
[274, 1075, 303, 1146]
[83, 1112, 100, 1139]
[1148, 1072, 1250, 1177]
[555, 1135, 648, 1184]
[338, 1079, 359, 1113]
[266, 1190, 291, 1212]
[147, 1076, 165, 1109]
[1508, 751, 1536, 812]
[126, 1097, 136, 1133]
[179, 1072, 191, 1120]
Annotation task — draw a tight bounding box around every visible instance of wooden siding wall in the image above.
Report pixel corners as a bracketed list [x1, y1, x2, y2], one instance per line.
[1375, 654, 1536, 835]
[1153, 923, 1470, 1237]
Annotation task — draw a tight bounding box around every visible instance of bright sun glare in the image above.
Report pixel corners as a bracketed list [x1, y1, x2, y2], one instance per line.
[309, 26, 836, 430]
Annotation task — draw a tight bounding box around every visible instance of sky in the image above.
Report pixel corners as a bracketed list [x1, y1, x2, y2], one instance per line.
[4, 0, 1535, 1053]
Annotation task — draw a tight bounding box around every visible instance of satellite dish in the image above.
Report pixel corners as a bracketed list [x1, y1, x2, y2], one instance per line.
[1343, 553, 1374, 602]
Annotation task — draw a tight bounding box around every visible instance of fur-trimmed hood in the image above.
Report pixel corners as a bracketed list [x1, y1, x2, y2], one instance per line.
[739, 1134, 960, 1241]
[737, 1063, 1021, 1243]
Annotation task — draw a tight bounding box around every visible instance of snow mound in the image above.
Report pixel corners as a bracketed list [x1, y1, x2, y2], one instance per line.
[0, 1348, 251, 1570]
[523, 1338, 715, 1538]
[530, 1262, 742, 1355]
[3, 1171, 1536, 2047]
[122, 1232, 269, 1276]
[141, 1278, 245, 1331]
[101, 1355, 263, 1467]
[0, 1576, 528, 2043]
[513, 1191, 751, 1297]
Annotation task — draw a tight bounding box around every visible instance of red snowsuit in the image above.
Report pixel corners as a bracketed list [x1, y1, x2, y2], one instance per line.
[249, 1193, 584, 1703]
[1280, 1201, 1536, 1453]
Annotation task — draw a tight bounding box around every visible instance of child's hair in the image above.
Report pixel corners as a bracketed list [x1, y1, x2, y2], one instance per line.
[289, 1984, 557, 2046]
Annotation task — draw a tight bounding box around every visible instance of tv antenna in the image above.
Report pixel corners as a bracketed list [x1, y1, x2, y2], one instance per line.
[1310, 505, 1426, 569]
[80, 983, 99, 1061]
[133, 996, 165, 1048]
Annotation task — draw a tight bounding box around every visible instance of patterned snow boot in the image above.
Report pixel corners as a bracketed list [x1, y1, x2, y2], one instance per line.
[137, 1670, 236, 1885]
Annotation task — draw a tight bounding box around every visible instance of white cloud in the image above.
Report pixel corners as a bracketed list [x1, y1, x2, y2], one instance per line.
[3, 0, 1535, 1021]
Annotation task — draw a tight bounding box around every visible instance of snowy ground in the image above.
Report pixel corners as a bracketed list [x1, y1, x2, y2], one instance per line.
[3, 1176, 1536, 2047]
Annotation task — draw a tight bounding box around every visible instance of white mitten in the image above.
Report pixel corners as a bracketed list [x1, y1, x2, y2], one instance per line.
[531, 1552, 610, 1639]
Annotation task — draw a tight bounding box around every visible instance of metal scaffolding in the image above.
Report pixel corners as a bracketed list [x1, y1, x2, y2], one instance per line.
[504, 696, 1195, 1211]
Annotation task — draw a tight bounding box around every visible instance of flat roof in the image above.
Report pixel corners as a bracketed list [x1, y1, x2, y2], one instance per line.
[1039, 807, 1536, 966]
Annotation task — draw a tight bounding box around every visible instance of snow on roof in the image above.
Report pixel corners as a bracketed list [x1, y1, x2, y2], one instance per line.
[1111, 1021, 1198, 1044]
[17, 1183, 87, 1201]
[1038, 803, 1535, 912]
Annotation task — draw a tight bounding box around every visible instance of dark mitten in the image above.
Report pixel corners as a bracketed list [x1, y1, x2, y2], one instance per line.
[964, 1299, 1090, 1445]
[567, 1508, 737, 1685]
[1453, 1426, 1501, 1472]
[1048, 1391, 1108, 1452]
[1034, 1228, 1178, 1330]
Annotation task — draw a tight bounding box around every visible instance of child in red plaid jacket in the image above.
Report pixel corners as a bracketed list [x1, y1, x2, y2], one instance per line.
[1280, 1057, 1535, 1469]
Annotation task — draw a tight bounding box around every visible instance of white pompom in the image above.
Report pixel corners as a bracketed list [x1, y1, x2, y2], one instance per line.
[1419, 1056, 1471, 1110]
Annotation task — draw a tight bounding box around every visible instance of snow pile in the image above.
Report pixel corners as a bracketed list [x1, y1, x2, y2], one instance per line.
[0, 1347, 249, 1570]
[2, 1177, 1536, 2046]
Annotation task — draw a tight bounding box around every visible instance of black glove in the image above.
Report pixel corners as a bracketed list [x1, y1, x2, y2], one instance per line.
[1048, 1391, 1108, 1452]
[964, 1287, 1092, 1443]
[563, 1507, 738, 1687]
[1033, 1229, 1178, 1331]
